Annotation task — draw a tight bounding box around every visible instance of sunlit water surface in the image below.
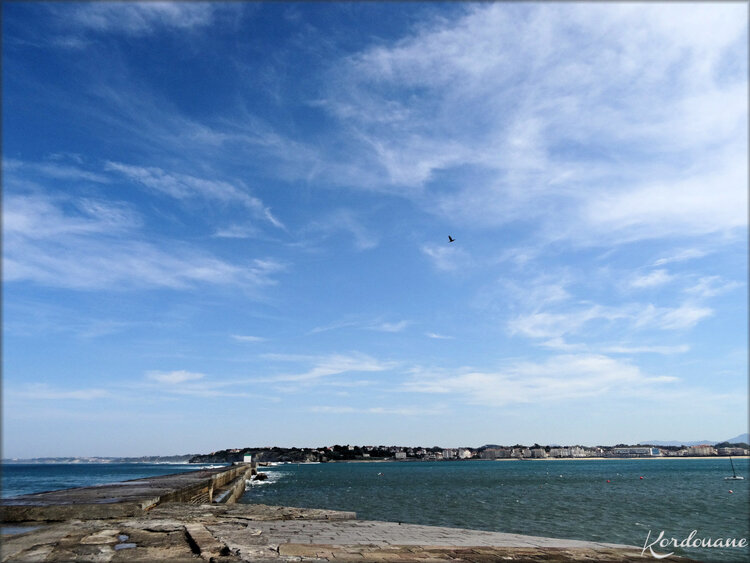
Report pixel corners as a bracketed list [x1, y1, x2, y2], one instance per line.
[242, 459, 749, 562]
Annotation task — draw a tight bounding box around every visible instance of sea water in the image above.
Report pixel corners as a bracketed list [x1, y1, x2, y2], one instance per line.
[242, 459, 750, 562]
[0, 462, 228, 499]
[2, 459, 747, 561]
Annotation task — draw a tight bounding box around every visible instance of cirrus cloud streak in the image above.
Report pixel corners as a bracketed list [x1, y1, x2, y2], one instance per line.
[404, 354, 677, 406]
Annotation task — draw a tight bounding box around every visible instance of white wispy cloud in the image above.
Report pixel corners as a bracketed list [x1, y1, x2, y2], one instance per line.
[309, 317, 409, 335]
[309, 405, 357, 414]
[3, 192, 284, 291]
[14, 384, 112, 401]
[62, 2, 226, 36]
[421, 244, 471, 272]
[538, 338, 587, 352]
[40, 51, 320, 198]
[3, 158, 110, 183]
[25, 3, 745, 254]
[142, 370, 280, 400]
[272, 353, 392, 383]
[508, 305, 628, 340]
[634, 303, 714, 331]
[580, 153, 746, 244]
[105, 162, 284, 229]
[426, 332, 453, 340]
[317, 3, 746, 247]
[403, 354, 677, 406]
[146, 370, 205, 385]
[491, 275, 572, 311]
[4, 193, 139, 239]
[510, 300, 714, 340]
[308, 319, 362, 335]
[2, 298, 142, 340]
[309, 405, 444, 416]
[368, 321, 410, 333]
[653, 248, 708, 266]
[213, 224, 261, 239]
[601, 344, 690, 355]
[303, 209, 379, 251]
[684, 276, 741, 299]
[5, 237, 280, 291]
[630, 269, 674, 289]
[231, 335, 267, 343]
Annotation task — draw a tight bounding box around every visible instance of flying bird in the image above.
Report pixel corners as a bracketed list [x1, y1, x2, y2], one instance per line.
[448, 235, 455, 243]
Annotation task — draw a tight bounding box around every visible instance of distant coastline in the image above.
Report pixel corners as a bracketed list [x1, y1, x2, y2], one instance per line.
[188, 441, 750, 464]
[327, 456, 750, 463]
[6, 455, 748, 465]
[1, 455, 197, 465]
[474, 456, 750, 461]
[5, 437, 748, 465]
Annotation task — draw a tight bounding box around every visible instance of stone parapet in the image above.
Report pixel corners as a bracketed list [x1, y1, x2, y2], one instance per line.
[0, 464, 253, 523]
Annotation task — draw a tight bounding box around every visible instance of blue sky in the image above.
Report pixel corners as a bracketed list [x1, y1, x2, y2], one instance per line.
[2, 2, 747, 458]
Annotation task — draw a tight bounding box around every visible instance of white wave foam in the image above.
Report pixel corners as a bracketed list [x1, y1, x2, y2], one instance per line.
[245, 471, 287, 488]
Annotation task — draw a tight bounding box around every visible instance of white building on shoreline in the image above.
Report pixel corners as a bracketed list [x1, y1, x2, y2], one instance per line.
[682, 445, 717, 456]
[612, 447, 661, 457]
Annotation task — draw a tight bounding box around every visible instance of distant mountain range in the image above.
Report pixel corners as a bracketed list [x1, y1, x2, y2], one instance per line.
[639, 433, 749, 447]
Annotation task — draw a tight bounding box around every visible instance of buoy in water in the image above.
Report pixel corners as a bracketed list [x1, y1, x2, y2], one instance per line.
[639, 476, 644, 479]
[606, 479, 610, 483]
[729, 490, 734, 493]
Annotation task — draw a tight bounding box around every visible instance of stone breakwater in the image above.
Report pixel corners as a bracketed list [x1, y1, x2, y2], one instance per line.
[0, 466, 692, 562]
[1, 465, 254, 523]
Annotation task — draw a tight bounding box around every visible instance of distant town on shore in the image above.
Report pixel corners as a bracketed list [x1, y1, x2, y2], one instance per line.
[190, 440, 749, 464]
[8, 438, 747, 465]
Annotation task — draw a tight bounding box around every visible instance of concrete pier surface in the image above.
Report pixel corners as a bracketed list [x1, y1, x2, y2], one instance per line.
[2, 503, 686, 562]
[1, 466, 691, 562]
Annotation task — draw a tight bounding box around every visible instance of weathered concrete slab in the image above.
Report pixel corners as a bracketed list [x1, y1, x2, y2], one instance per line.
[1, 503, 694, 562]
[150, 502, 357, 522]
[0, 502, 154, 523]
[0, 521, 76, 561]
[244, 519, 639, 550]
[277, 543, 667, 561]
[185, 523, 230, 560]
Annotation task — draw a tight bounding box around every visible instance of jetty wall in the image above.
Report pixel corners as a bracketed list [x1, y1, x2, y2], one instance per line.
[0, 464, 255, 523]
[158, 463, 252, 505]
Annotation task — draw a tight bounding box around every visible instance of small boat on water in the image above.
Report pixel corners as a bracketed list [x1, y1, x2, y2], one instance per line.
[724, 457, 744, 480]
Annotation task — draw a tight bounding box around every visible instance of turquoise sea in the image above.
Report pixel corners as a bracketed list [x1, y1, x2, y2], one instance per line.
[241, 459, 749, 562]
[2, 459, 748, 561]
